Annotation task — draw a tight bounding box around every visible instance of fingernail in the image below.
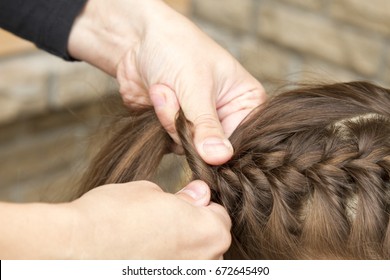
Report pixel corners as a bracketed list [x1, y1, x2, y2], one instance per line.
[202, 137, 233, 156]
[180, 183, 207, 200]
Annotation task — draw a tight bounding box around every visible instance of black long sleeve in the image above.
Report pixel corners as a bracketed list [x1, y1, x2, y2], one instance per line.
[0, 0, 87, 60]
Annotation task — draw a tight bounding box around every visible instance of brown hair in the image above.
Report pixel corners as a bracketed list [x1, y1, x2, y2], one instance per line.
[79, 81, 390, 259]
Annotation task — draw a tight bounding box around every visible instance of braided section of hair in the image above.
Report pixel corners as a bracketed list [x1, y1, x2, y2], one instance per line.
[80, 81, 390, 259]
[178, 81, 390, 259]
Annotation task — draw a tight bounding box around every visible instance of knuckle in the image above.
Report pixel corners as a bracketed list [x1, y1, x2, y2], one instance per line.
[214, 226, 232, 256]
[163, 121, 177, 135]
[207, 214, 232, 255]
[243, 89, 264, 108]
[137, 180, 162, 192]
[193, 113, 221, 131]
[215, 229, 232, 252]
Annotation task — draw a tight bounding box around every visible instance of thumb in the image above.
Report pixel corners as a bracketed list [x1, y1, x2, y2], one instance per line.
[150, 84, 233, 165]
[194, 127, 234, 165]
[175, 180, 211, 207]
[182, 94, 233, 165]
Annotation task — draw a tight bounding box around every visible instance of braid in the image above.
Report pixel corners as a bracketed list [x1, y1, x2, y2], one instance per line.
[80, 81, 390, 259]
[177, 81, 390, 259]
[340, 117, 390, 258]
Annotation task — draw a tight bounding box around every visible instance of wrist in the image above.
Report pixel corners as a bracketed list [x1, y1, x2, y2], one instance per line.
[68, 0, 166, 76]
[0, 202, 76, 259]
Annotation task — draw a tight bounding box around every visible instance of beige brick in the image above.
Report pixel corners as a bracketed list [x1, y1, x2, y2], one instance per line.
[382, 51, 390, 86]
[0, 51, 116, 123]
[0, 53, 50, 124]
[239, 39, 300, 93]
[0, 51, 68, 78]
[0, 99, 103, 144]
[192, 19, 241, 57]
[0, 95, 20, 123]
[279, 0, 323, 11]
[51, 63, 115, 109]
[193, 0, 253, 32]
[0, 126, 85, 188]
[0, 101, 107, 189]
[257, 2, 383, 76]
[330, 0, 390, 35]
[240, 40, 293, 80]
[300, 59, 363, 84]
[0, 98, 117, 202]
[0, 52, 63, 123]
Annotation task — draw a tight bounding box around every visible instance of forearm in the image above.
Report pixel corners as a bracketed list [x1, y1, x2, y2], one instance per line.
[67, 0, 174, 76]
[0, 202, 75, 259]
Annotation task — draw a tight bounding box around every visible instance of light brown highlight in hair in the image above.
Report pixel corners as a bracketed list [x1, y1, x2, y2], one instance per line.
[79, 81, 390, 259]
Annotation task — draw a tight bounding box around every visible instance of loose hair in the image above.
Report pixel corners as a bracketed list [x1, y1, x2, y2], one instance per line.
[79, 81, 390, 259]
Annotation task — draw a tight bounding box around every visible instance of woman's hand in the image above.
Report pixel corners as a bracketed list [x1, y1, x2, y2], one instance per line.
[69, 180, 231, 259]
[0, 180, 230, 259]
[68, 0, 267, 165]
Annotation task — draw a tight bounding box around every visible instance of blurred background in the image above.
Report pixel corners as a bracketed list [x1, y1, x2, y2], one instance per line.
[1, 0, 389, 202]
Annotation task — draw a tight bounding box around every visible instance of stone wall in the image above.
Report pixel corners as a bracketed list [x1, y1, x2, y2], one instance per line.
[191, 0, 390, 91]
[0, 50, 118, 202]
[0, 0, 389, 202]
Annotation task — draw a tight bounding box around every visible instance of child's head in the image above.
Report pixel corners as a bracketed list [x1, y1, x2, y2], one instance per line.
[81, 81, 390, 259]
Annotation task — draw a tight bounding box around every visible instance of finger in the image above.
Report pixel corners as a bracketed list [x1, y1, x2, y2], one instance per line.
[206, 201, 232, 256]
[188, 108, 234, 166]
[120, 180, 164, 194]
[150, 84, 181, 145]
[218, 88, 267, 136]
[151, 84, 233, 164]
[207, 202, 232, 230]
[175, 180, 211, 207]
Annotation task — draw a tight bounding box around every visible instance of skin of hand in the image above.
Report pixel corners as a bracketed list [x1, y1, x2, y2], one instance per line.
[0, 180, 231, 259]
[69, 180, 231, 259]
[68, 0, 267, 165]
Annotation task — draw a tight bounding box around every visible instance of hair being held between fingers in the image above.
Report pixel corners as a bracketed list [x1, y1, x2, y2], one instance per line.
[79, 81, 390, 259]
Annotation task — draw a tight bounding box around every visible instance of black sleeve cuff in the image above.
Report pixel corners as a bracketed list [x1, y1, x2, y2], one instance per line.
[0, 0, 88, 61]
